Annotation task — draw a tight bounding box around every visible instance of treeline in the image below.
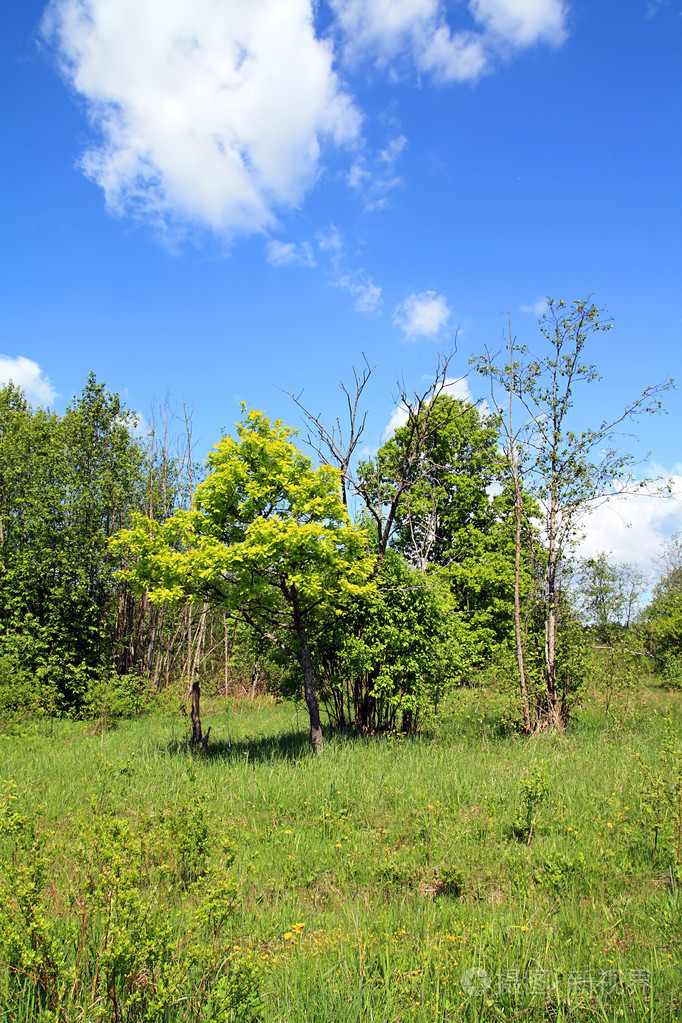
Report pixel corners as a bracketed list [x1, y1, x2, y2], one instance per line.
[0, 300, 678, 737]
[0, 375, 263, 719]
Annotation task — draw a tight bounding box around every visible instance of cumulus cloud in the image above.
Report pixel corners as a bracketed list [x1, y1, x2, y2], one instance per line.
[43, 0, 361, 237]
[266, 239, 315, 267]
[575, 472, 682, 573]
[442, 375, 475, 403]
[42, 0, 569, 241]
[393, 290, 451, 340]
[330, 0, 488, 81]
[330, 0, 567, 83]
[470, 0, 567, 47]
[382, 375, 476, 439]
[0, 356, 57, 406]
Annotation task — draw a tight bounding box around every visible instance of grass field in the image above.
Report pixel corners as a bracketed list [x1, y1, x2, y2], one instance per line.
[1, 684, 681, 1021]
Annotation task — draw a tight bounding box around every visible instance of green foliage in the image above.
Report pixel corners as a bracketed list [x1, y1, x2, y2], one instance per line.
[314, 551, 465, 731]
[113, 409, 373, 667]
[574, 552, 644, 643]
[661, 654, 682, 691]
[359, 396, 533, 664]
[640, 534, 682, 669]
[512, 762, 548, 841]
[0, 376, 147, 715]
[368, 395, 503, 569]
[82, 670, 156, 726]
[634, 711, 682, 866]
[0, 784, 256, 1022]
[435, 863, 465, 897]
[532, 849, 586, 891]
[473, 298, 668, 727]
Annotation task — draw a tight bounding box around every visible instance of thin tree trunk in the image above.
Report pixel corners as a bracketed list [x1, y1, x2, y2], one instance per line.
[544, 554, 561, 727]
[513, 487, 531, 732]
[228, 613, 233, 695]
[190, 680, 202, 745]
[290, 586, 323, 752]
[507, 321, 531, 733]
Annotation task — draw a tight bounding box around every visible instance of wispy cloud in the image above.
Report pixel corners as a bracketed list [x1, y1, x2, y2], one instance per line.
[266, 239, 316, 267]
[470, 0, 567, 48]
[0, 356, 57, 406]
[348, 133, 407, 211]
[393, 290, 451, 340]
[646, 0, 673, 16]
[316, 224, 344, 253]
[333, 272, 383, 313]
[521, 296, 549, 316]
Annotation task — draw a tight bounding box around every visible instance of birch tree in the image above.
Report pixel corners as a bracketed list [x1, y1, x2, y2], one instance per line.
[474, 297, 670, 728]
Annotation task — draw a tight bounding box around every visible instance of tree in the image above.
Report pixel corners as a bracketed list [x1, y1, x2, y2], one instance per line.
[111, 409, 373, 751]
[288, 360, 531, 720]
[291, 352, 479, 563]
[360, 393, 535, 669]
[311, 549, 464, 734]
[365, 394, 502, 572]
[0, 376, 146, 713]
[574, 551, 645, 644]
[641, 533, 682, 670]
[474, 298, 669, 728]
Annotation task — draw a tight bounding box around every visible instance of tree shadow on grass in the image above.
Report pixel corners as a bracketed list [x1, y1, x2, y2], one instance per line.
[163, 721, 421, 763]
[164, 728, 314, 763]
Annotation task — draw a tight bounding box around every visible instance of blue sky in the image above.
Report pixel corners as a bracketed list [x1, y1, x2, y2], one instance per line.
[1, 0, 681, 573]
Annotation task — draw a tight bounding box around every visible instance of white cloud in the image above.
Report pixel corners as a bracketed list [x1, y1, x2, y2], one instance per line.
[330, 0, 490, 81]
[43, 0, 570, 243]
[347, 133, 406, 211]
[383, 403, 409, 438]
[330, 0, 567, 83]
[317, 224, 344, 253]
[442, 376, 475, 403]
[43, 0, 361, 237]
[382, 375, 476, 439]
[348, 162, 371, 189]
[470, 0, 567, 48]
[266, 239, 315, 267]
[333, 272, 382, 313]
[393, 290, 451, 340]
[379, 135, 408, 163]
[521, 296, 549, 316]
[419, 27, 488, 82]
[0, 356, 57, 406]
[574, 470, 682, 573]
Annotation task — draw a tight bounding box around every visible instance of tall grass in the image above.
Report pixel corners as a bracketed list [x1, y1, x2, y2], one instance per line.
[0, 685, 680, 1021]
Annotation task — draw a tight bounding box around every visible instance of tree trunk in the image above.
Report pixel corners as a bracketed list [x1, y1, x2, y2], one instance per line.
[513, 495, 531, 732]
[190, 680, 202, 745]
[506, 321, 531, 734]
[543, 554, 562, 728]
[290, 586, 323, 752]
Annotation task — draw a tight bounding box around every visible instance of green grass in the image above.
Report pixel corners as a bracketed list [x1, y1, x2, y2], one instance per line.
[1, 685, 681, 1021]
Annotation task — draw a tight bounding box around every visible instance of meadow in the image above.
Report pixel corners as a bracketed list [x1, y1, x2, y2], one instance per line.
[0, 684, 680, 1022]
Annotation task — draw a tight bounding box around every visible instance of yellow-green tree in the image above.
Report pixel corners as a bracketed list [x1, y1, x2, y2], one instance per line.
[112, 409, 373, 751]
